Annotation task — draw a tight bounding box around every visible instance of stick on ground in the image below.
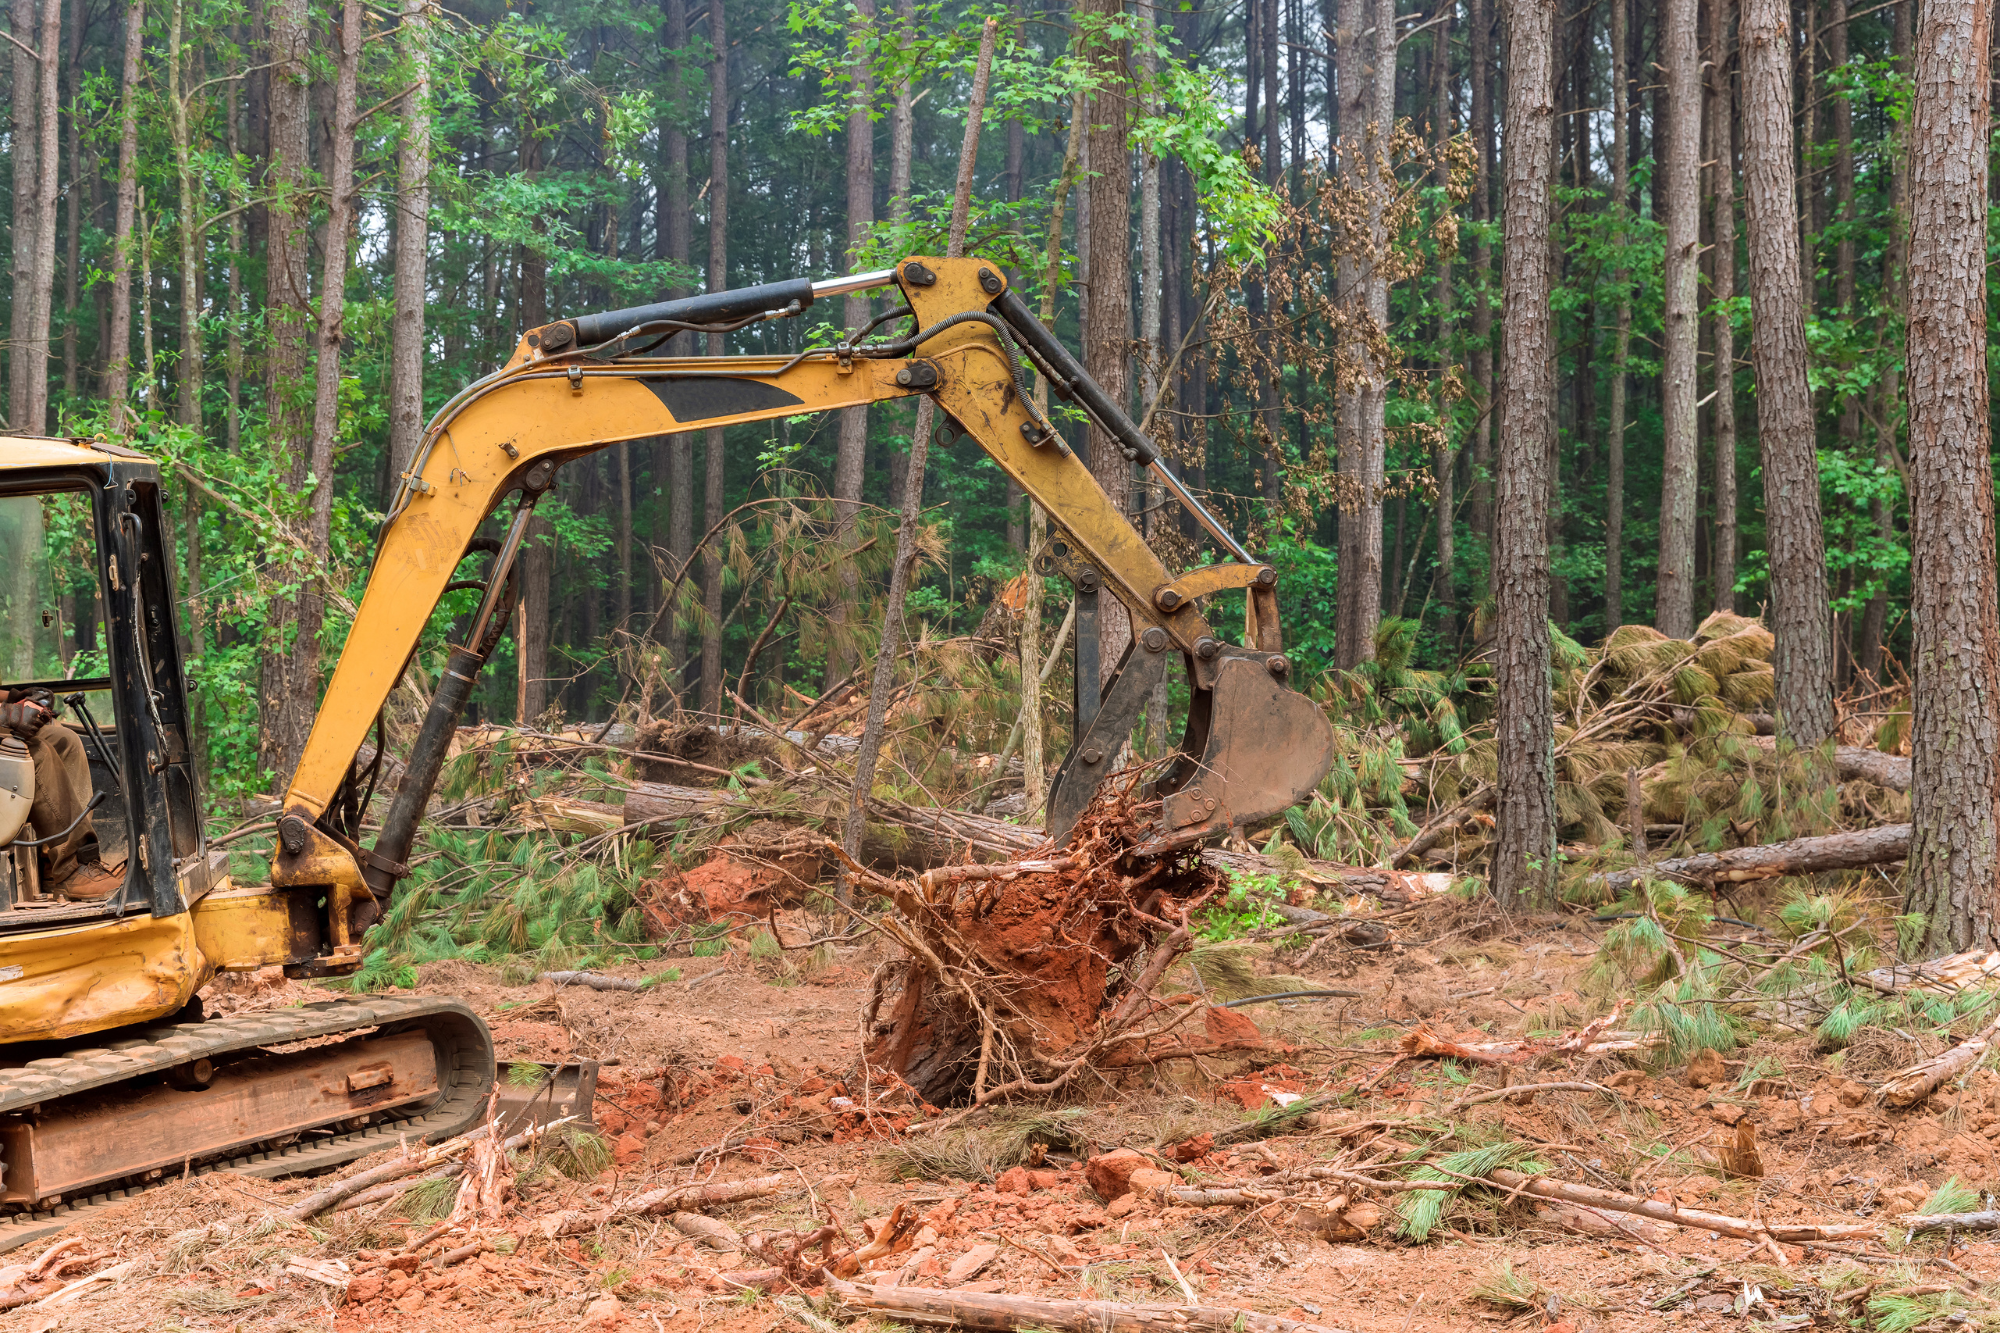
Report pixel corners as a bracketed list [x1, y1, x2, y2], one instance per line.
[829, 1277, 1362, 1333]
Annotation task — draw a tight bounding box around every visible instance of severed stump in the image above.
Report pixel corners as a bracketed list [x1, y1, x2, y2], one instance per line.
[860, 788, 1224, 1108]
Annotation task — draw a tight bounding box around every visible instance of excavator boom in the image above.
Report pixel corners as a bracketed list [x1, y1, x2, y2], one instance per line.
[273, 257, 1335, 947]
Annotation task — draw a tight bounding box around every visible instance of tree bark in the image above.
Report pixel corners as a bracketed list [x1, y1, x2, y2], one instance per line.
[1604, 0, 1631, 629]
[224, 77, 243, 451]
[1491, 0, 1559, 904]
[1466, 0, 1496, 566]
[1655, 0, 1700, 637]
[256, 0, 318, 785]
[388, 0, 432, 489]
[1862, 0, 1913, 682]
[58, 15, 77, 405]
[1081, 0, 1133, 688]
[7, 0, 36, 429]
[1333, 0, 1368, 665]
[1708, 0, 1738, 614]
[1740, 0, 1835, 744]
[828, 0, 875, 688]
[167, 0, 203, 431]
[1590, 823, 1912, 893]
[700, 0, 730, 717]
[1429, 0, 1454, 622]
[293, 0, 361, 741]
[11, 0, 61, 434]
[515, 121, 551, 723]
[887, 0, 915, 227]
[661, 0, 693, 677]
[102, 0, 143, 430]
[1904, 0, 2000, 954]
[1256, 0, 1284, 510]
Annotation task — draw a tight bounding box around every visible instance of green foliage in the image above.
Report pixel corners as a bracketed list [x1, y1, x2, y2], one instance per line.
[1468, 1261, 1546, 1312]
[328, 825, 663, 990]
[1193, 873, 1288, 942]
[1917, 1176, 1980, 1218]
[1394, 1141, 1546, 1242]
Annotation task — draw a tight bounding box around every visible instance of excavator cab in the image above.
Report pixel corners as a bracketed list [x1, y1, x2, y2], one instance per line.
[0, 442, 208, 933]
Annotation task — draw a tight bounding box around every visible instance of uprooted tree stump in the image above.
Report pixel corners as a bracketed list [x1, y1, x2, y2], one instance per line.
[843, 784, 1243, 1109]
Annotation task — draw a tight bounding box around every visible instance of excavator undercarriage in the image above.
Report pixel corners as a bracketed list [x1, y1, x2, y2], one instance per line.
[0, 254, 1333, 1250]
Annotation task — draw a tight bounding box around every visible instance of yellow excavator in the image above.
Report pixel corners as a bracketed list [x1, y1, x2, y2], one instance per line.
[0, 256, 1334, 1249]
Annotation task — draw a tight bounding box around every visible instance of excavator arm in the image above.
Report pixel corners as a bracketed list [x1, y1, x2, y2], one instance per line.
[272, 257, 1333, 970]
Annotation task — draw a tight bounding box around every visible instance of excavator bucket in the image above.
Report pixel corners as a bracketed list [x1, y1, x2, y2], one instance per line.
[1136, 654, 1336, 856]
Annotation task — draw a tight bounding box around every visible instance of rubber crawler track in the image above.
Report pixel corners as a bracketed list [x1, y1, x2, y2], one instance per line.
[0, 996, 494, 1255]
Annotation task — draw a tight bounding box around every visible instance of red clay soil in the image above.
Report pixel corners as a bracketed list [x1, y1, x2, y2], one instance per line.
[23, 899, 2000, 1332]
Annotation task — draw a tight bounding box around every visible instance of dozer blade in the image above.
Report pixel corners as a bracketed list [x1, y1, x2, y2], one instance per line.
[1137, 654, 1335, 856]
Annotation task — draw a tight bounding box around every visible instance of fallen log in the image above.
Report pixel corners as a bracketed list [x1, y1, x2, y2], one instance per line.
[828, 1277, 1362, 1333]
[1589, 823, 1910, 892]
[669, 1211, 744, 1252]
[310, 1116, 578, 1218]
[1899, 1211, 2000, 1235]
[526, 796, 626, 836]
[1391, 785, 1495, 868]
[536, 1172, 791, 1238]
[1203, 850, 1446, 906]
[1876, 1010, 2000, 1108]
[620, 778, 1427, 892]
[1857, 947, 2000, 997]
[1483, 1169, 1876, 1242]
[539, 970, 643, 992]
[1741, 736, 1910, 791]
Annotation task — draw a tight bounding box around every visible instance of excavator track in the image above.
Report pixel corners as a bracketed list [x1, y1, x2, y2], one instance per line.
[0, 995, 493, 1255]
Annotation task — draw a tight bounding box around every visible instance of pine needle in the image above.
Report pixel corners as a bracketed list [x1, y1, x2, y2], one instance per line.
[1918, 1176, 1980, 1218]
[1395, 1141, 1546, 1242]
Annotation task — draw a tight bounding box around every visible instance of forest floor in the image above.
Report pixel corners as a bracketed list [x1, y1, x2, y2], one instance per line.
[12, 883, 1998, 1333]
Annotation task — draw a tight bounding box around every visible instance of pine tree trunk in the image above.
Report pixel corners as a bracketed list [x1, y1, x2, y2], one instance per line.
[700, 0, 729, 717]
[168, 0, 202, 429]
[388, 0, 432, 488]
[269, 0, 360, 780]
[7, 0, 35, 429]
[1655, 0, 1700, 637]
[256, 0, 317, 786]
[1429, 0, 1454, 622]
[102, 0, 142, 430]
[1258, 0, 1283, 509]
[888, 0, 914, 227]
[1333, 0, 1376, 666]
[828, 0, 875, 688]
[1740, 0, 1835, 743]
[1081, 0, 1133, 688]
[660, 0, 692, 679]
[1708, 0, 1738, 614]
[1863, 0, 1912, 681]
[59, 18, 77, 404]
[515, 131, 550, 724]
[13, 0, 61, 434]
[1604, 0, 1630, 629]
[1466, 0, 1495, 566]
[1904, 0, 2000, 954]
[224, 72, 242, 451]
[1491, 0, 1559, 904]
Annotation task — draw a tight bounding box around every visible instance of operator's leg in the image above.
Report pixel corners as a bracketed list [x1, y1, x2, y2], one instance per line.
[27, 722, 94, 885]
